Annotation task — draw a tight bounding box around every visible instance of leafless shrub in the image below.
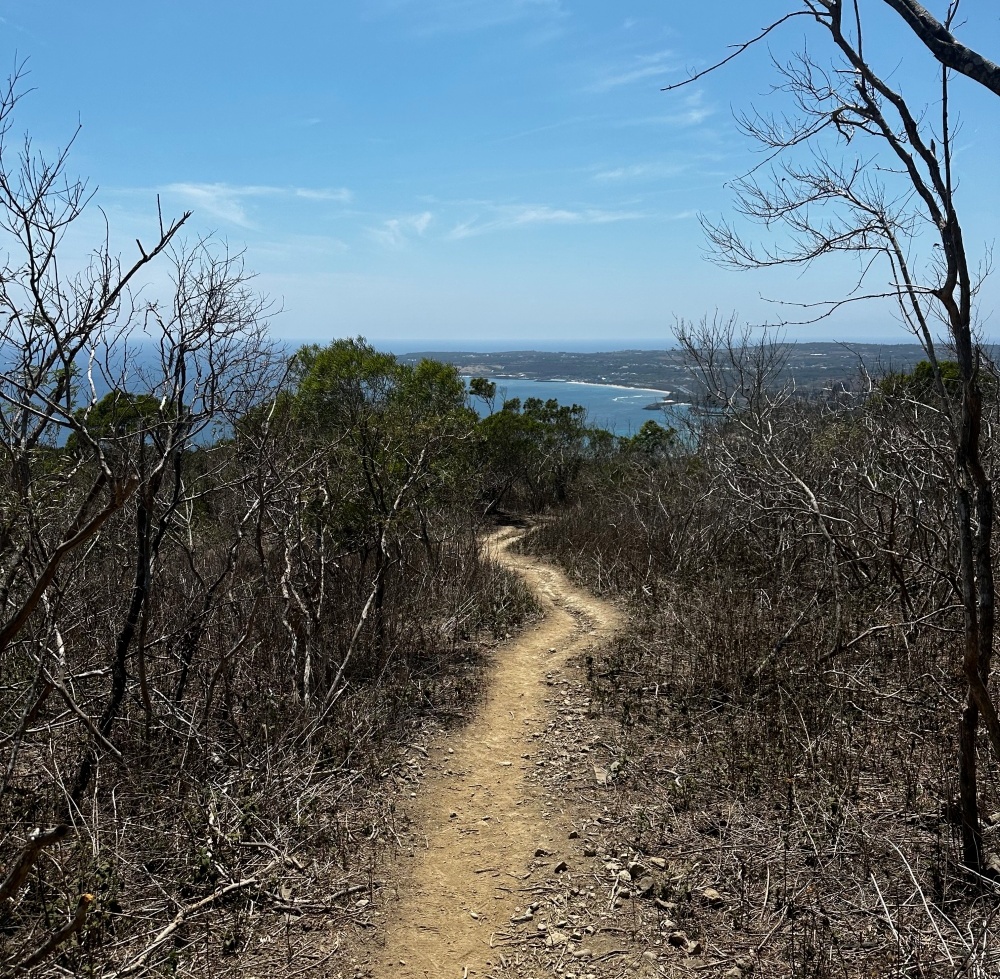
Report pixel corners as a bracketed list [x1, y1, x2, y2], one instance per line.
[525, 331, 1000, 973]
[0, 69, 539, 977]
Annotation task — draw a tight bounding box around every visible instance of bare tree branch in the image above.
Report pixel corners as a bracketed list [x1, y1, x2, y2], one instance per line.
[882, 0, 1000, 97]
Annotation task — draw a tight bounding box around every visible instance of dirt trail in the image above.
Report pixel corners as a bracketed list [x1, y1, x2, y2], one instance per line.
[371, 527, 620, 978]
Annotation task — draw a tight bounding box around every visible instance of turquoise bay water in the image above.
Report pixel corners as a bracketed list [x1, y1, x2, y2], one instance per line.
[466, 376, 682, 436]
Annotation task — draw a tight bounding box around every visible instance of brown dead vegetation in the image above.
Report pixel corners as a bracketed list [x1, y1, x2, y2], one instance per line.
[524, 349, 1000, 976]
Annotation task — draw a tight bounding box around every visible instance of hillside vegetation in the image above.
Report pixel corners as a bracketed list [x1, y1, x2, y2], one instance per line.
[398, 344, 929, 399]
[3, 58, 1000, 976]
[1, 328, 563, 974]
[7, 312, 999, 976]
[522, 328, 1000, 974]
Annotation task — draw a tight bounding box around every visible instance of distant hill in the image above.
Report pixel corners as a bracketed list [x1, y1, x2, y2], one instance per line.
[398, 343, 929, 397]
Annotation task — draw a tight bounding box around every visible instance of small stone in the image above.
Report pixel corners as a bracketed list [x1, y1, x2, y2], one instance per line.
[628, 861, 648, 879]
[546, 929, 571, 947]
[510, 912, 534, 924]
[617, 869, 632, 885]
[593, 766, 611, 786]
[643, 951, 658, 962]
[667, 931, 689, 948]
[699, 887, 725, 908]
[635, 876, 656, 898]
[568, 830, 580, 839]
[535, 847, 552, 857]
[554, 860, 569, 873]
[649, 857, 667, 869]
[571, 948, 593, 959]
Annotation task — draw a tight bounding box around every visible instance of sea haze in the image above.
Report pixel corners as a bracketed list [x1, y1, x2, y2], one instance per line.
[466, 377, 678, 436]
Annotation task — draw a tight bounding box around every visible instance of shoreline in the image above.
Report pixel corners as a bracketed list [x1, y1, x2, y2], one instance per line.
[463, 373, 673, 396]
[462, 374, 690, 432]
[561, 378, 671, 396]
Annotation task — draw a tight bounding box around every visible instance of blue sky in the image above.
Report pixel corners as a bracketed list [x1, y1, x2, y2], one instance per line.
[2, 1, 998, 349]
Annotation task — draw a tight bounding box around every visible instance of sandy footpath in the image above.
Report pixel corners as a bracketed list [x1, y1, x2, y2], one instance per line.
[369, 527, 621, 978]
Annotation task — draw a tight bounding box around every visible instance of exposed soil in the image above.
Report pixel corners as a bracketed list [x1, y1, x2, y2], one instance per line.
[367, 526, 622, 977]
[232, 525, 777, 979]
[238, 526, 768, 979]
[223, 533, 1000, 978]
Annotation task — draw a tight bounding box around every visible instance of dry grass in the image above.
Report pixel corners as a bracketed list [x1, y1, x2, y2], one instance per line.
[522, 443, 1000, 977]
[0, 536, 539, 978]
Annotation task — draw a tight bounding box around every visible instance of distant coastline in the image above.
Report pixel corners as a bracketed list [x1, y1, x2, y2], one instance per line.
[463, 374, 685, 435]
[469, 374, 681, 410]
[486, 374, 672, 395]
[403, 342, 927, 400]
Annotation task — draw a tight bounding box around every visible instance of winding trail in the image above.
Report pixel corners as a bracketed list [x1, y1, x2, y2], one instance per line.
[371, 527, 620, 978]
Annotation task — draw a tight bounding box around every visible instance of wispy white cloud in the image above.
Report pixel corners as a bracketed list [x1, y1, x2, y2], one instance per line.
[493, 114, 598, 144]
[592, 49, 678, 92]
[368, 211, 434, 248]
[593, 161, 690, 182]
[618, 90, 716, 128]
[625, 107, 715, 127]
[164, 183, 255, 227]
[447, 203, 642, 239]
[374, 0, 566, 36]
[294, 187, 353, 202]
[252, 233, 351, 262]
[162, 182, 353, 228]
[594, 164, 648, 181]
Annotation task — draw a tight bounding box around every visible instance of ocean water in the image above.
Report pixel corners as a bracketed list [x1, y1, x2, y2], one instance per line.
[466, 376, 682, 436]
